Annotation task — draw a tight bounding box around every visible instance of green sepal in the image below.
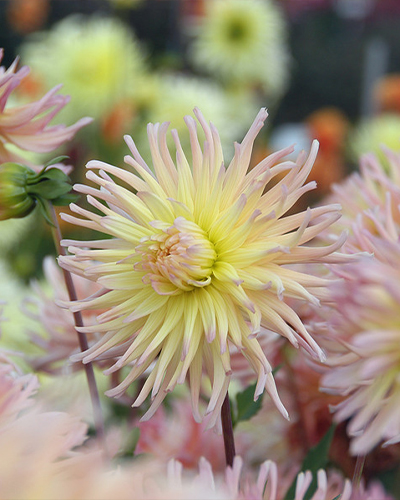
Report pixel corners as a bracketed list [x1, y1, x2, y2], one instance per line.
[27, 179, 73, 200]
[51, 191, 79, 206]
[35, 197, 55, 226]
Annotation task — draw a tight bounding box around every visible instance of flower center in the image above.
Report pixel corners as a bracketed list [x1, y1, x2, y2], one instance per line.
[225, 17, 250, 44]
[136, 217, 216, 294]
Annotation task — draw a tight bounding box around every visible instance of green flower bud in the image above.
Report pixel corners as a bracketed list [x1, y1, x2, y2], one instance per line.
[0, 159, 78, 222]
[0, 163, 36, 220]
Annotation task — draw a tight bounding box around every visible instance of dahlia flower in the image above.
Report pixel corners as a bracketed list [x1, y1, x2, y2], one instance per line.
[0, 353, 38, 424]
[152, 456, 393, 500]
[166, 456, 356, 500]
[59, 108, 349, 426]
[1, 350, 389, 499]
[190, 0, 290, 96]
[374, 73, 400, 114]
[320, 218, 400, 455]
[0, 48, 91, 164]
[307, 143, 400, 454]
[136, 396, 228, 471]
[0, 350, 216, 500]
[324, 146, 400, 250]
[20, 15, 146, 121]
[350, 113, 400, 166]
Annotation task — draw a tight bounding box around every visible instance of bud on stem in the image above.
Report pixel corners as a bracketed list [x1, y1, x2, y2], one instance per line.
[0, 158, 77, 223]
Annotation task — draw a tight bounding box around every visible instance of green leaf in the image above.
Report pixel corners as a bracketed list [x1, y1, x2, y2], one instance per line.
[233, 382, 264, 427]
[44, 155, 70, 168]
[232, 365, 282, 428]
[283, 424, 337, 500]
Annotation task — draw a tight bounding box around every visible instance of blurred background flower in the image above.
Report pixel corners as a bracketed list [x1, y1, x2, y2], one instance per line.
[19, 15, 146, 123]
[189, 0, 290, 99]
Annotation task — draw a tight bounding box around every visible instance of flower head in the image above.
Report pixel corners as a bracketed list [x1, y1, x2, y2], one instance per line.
[321, 222, 400, 455]
[164, 456, 357, 500]
[60, 108, 349, 426]
[350, 113, 400, 166]
[308, 145, 400, 454]
[135, 396, 228, 471]
[190, 0, 290, 96]
[373, 73, 400, 113]
[20, 15, 146, 121]
[323, 146, 400, 252]
[0, 48, 91, 165]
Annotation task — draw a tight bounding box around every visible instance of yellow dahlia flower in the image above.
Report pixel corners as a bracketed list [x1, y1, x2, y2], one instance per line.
[20, 15, 146, 121]
[190, 0, 290, 96]
[59, 108, 348, 426]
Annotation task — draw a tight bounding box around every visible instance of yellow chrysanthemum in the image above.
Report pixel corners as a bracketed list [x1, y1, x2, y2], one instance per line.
[20, 15, 146, 121]
[59, 108, 348, 426]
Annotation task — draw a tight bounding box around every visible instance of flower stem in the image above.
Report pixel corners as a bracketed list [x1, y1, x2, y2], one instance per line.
[49, 204, 107, 454]
[352, 454, 366, 489]
[221, 392, 236, 467]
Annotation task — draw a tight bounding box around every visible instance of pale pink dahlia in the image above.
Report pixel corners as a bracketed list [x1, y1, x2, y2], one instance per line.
[0, 48, 91, 164]
[312, 145, 400, 454]
[59, 108, 349, 426]
[325, 146, 400, 249]
[135, 396, 228, 471]
[321, 220, 400, 455]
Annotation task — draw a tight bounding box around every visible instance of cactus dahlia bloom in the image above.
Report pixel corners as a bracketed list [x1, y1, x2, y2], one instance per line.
[326, 147, 400, 241]
[0, 49, 91, 164]
[59, 108, 349, 426]
[320, 208, 400, 455]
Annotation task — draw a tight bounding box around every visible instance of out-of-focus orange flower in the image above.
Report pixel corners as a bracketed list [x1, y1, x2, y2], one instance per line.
[374, 74, 400, 114]
[307, 108, 349, 154]
[101, 101, 136, 145]
[180, 0, 206, 20]
[306, 107, 349, 196]
[7, 0, 49, 35]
